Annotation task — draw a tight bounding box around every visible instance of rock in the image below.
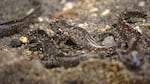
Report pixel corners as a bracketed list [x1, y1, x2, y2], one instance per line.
[102, 36, 116, 47]
[10, 39, 22, 47]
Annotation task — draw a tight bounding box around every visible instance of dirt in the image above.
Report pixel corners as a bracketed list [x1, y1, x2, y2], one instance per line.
[0, 0, 150, 84]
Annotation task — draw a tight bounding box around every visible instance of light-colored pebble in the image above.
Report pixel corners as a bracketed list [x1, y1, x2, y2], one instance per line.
[102, 36, 116, 47]
[101, 9, 110, 16]
[133, 26, 142, 34]
[63, 2, 74, 11]
[77, 22, 89, 29]
[89, 7, 98, 13]
[138, 1, 145, 7]
[19, 36, 29, 43]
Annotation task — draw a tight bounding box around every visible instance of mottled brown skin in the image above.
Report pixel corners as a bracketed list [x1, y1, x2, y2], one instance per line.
[0, 20, 26, 37]
[49, 20, 115, 49]
[38, 20, 116, 67]
[30, 12, 150, 68]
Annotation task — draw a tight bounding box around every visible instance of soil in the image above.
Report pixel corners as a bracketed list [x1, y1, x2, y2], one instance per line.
[0, 0, 150, 84]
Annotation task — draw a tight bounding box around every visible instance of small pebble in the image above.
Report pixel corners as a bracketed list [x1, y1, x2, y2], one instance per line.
[63, 2, 74, 11]
[101, 9, 110, 16]
[10, 39, 22, 47]
[133, 26, 142, 34]
[19, 36, 29, 43]
[102, 36, 116, 47]
[138, 1, 145, 7]
[77, 22, 88, 29]
[89, 7, 98, 13]
[38, 17, 44, 22]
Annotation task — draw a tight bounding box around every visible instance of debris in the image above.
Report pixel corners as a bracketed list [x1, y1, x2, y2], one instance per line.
[19, 36, 29, 43]
[101, 9, 110, 16]
[10, 39, 22, 47]
[102, 36, 116, 47]
[63, 2, 74, 11]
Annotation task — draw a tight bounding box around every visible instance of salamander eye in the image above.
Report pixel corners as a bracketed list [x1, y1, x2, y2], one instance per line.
[49, 23, 52, 25]
[49, 22, 54, 26]
[139, 57, 144, 62]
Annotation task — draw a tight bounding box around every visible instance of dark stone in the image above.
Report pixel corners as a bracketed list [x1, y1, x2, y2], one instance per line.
[10, 39, 22, 47]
